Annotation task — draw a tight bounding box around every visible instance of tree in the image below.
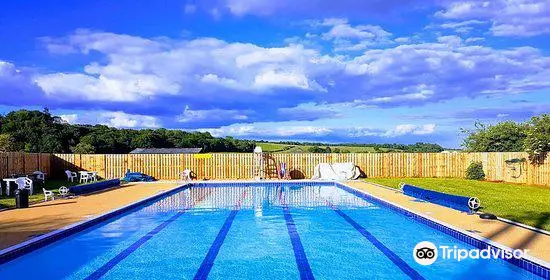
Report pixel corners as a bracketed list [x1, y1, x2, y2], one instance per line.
[71, 142, 96, 154]
[0, 133, 17, 152]
[408, 142, 444, 153]
[307, 146, 325, 153]
[461, 121, 527, 152]
[0, 109, 67, 153]
[524, 114, 550, 164]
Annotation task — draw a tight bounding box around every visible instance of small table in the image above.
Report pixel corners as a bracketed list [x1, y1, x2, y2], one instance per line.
[2, 178, 18, 196]
[89, 172, 98, 181]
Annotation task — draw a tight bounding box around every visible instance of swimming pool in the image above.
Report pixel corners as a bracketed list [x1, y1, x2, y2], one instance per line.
[0, 182, 548, 279]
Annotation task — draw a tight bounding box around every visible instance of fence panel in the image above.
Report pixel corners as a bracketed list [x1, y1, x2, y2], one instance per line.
[0, 152, 52, 178]
[16, 152, 539, 187]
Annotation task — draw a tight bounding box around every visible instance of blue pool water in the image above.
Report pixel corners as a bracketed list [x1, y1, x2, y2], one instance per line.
[0, 183, 545, 279]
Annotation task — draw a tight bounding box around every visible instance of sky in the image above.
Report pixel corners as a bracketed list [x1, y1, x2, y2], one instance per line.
[1, 0, 549, 148]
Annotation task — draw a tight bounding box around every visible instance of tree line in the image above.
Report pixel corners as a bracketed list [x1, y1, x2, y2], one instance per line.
[461, 114, 550, 163]
[0, 109, 255, 153]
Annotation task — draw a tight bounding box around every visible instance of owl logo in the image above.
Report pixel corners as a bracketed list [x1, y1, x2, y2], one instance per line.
[413, 241, 438, 265]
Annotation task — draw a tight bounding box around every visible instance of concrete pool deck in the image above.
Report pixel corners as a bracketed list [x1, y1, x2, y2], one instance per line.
[0, 182, 181, 251]
[347, 181, 550, 262]
[0, 180, 548, 264]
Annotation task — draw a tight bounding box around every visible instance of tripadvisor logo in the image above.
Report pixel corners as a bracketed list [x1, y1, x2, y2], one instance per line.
[413, 241, 529, 265]
[413, 241, 438, 265]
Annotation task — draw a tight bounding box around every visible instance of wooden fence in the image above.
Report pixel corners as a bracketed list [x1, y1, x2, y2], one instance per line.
[46, 152, 550, 186]
[0, 152, 548, 186]
[0, 153, 51, 178]
[51, 153, 255, 180]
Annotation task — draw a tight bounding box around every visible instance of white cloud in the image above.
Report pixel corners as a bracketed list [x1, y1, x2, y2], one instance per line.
[436, 0, 550, 37]
[55, 111, 160, 128]
[436, 35, 463, 47]
[394, 37, 410, 44]
[274, 126, 333, 136]
[384, 124, 436, 137]
[177, 106, 248, 123]
[36, 70, 181, 102]
[201, 124, 256, 137]
[439, 20, 486, 29]
[427, 20, 486, 34]
[103, 112, 159, 128]
[59, 114, 78, 124]
[4, 28, 550, 130]
[253, 70, 311, 90]
[37, 31, 336, 102]
[318, 18, 392, 51]
[0, 61, 46, 104]
[465, 37, 485, 43]
[413, 124, 437, 135]
[202, 123, 332, 137]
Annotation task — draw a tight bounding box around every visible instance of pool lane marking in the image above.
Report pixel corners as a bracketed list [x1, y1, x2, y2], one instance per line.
[325, 200, 425, 280]
[193, 190, 248, 280]
[85, 188, 213, 280]
[279, 189, 315, 280]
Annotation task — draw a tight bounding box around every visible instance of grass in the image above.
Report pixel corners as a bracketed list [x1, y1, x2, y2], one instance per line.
[365, 178, 550, 231]
[0, 179, 80, 209]
[258, 143, 397, 153]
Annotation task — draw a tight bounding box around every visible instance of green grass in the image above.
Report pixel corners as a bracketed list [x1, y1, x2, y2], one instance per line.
[258, 143, 396, 153]
[365, 178, 550, 231]
[0, 180, 80, 209]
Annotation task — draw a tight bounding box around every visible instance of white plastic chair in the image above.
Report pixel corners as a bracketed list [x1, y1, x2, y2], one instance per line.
[58, 186, 69, 198]
[180, 169, 192, 182]
[79, 171, 90, 184]
[43, 188, 54, 201]
[15, 177, 33, 195]
[65, 170, 77, 182]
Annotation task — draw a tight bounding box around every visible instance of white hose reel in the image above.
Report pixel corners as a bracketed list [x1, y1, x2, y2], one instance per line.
[468, 197, 481, 211]
[59, 186, 69, 197]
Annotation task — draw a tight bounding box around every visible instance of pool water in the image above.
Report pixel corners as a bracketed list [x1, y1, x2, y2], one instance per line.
[0, 184, 544, 279]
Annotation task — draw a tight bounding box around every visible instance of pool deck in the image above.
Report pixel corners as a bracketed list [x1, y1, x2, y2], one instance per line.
[0, 182, 180, 251]
[0, 180, 548, 264]
[347, 181, 550, 263]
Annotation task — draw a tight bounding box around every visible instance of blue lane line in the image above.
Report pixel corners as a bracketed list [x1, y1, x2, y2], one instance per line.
[193, 210, 239, 279]
[85, 190, 211, 280]
[85, 211, 186, 280]
[282, 205, 315, 280]
[194, 191, 247, 280]
[329, 205, 425, 280]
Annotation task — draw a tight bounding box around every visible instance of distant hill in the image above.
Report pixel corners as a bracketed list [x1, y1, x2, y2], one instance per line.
[257, 141, 444, 153]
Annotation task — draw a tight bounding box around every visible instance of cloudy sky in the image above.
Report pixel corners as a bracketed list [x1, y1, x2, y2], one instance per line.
[1, 0, 549, 148]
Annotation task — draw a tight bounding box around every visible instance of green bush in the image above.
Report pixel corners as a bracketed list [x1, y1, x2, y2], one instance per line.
[466, 161, 485, 180]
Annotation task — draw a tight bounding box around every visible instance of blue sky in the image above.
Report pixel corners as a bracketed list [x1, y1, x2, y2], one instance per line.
[1, 0, 549, 148]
